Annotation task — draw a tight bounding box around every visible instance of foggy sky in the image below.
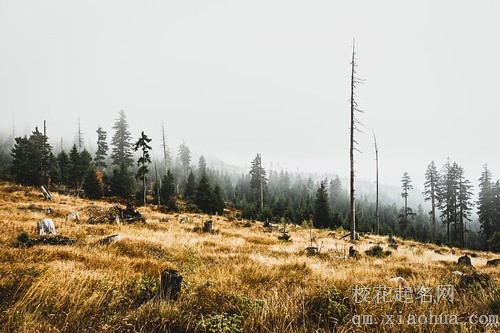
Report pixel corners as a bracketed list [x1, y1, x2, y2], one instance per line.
[1, 0, 499, 193]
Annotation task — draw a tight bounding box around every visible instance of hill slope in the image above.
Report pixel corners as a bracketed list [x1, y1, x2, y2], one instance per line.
[0, 182, 498, 332]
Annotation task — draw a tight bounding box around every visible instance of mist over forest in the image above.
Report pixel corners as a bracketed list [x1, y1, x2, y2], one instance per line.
[2, 107, 500, 253]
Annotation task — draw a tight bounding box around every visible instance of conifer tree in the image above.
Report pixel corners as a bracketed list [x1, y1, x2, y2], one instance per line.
[83, 164, 103, 199]
[95, 126, 108, 171]
[160, 170, 177, 211]
[250, 153, 267, 211]
[477, 165, 496, 245]
[313, 180, 331, 229]
[133, 131, 152, 206]
[423, 161, 440, 242]
[400, 172, 414, 233]
[110, 110, 133, 168]
[184, 171, 196, 201]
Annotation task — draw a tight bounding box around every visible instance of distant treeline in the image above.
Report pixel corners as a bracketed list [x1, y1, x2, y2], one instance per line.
[1, 110, 500, 252]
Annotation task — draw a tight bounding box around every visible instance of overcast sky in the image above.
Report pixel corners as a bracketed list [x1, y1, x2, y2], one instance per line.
[1, 0, 499, 192]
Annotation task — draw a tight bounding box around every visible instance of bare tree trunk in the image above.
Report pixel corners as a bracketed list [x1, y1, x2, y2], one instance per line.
[373, 132, 379, 235]
[350, 41, 357, 242]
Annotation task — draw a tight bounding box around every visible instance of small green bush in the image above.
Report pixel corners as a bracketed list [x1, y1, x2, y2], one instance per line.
[200, 313, 243, 333]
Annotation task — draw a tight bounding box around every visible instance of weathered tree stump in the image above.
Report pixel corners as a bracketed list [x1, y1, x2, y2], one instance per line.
[349, 245, 357, 258]
[203, 220, 213, 233]
[153, 269, 182, 302]
[37, 218, 57, 235]
[458, 254, 472, 267]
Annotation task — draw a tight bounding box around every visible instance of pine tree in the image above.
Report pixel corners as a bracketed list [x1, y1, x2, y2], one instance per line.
[250, 153, 267, 211]
[439, 160, 461, 245]
[457, 167, 473, 248]
[423, 161, 440, 242]
[477, 165, 496, 245]
[10, 136, 32, 185]
[313, 180, 331, 229]
[110, 110, 133, 168]
[110, 163, 135, 199]
[160, 170, 177, 211]
[198, 155, 207, 174]
[83, 165, 103, 199]
[194, 170, 213, 214]
[400, 172, 414, 233]
[56, 150, 71, 186]
[178, 141, 191, 175]
[133, 131, 152, 206]
[184, 171, 196, 201]
[212, 184, 225, 215]
[95, 126, 108, 171]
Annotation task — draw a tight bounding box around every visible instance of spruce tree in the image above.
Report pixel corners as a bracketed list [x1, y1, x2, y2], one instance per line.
[110, 110, 133, 168]
[477, 165, 496, 245]
[56, 150, 70, 187]
[423, 161, 440, 242]
[95, 126, 108, 171]
[133, 131, 152, 205]
[184, 171, 196, 201]
[194, 170, 214, 214]
[83, 165, 103, 199]
[160, 170, 177, 211]
[313, 180, 331, 229]
[250, 153, 267, 211]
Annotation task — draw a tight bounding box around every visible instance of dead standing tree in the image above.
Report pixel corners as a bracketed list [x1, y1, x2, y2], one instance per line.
[373, 131, 380, 235]
[349, 39, 365, 242]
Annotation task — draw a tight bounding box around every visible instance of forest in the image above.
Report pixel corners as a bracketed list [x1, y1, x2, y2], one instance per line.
[1, 110, 500, 252]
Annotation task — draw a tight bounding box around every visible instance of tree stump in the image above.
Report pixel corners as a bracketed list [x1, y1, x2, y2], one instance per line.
[349, 246, 357, 258]
[153, 269, 182, 302]
[203, 220, 213, 233]
[458, 254, 472, 267]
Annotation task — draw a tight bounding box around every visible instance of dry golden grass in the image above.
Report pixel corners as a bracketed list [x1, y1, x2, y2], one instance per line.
[0, 181, 499, 332]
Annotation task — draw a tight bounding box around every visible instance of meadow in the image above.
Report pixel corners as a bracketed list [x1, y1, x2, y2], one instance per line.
[0, 182, 498, 332]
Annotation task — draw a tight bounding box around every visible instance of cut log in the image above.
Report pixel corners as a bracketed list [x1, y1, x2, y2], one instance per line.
[152, 269, 182, 302]
[100, 234, 122, 244]
[458, 255, 472, 267]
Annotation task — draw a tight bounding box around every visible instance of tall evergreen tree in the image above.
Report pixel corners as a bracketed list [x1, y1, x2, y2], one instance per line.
[477, 165, 496, 245]
[56, 150, 71, 186]
[250, 153, 267, 211]
[95, 126, 109, 171]
[110, 163, 135, 199]
[423, 161, 440, 242]
[400, 172, 413, 233]
[184, 171, 196, 201]
[439, 160, 462, 245]
[194, 170, 214, 214]
[457, 167, 473, 248]
[110, 110, 133, 168]
[178, 141, 192, 175]
[160, 169, 177, 211]
[133, 131, 152, 206]
[313, 180, 331, 228]
[83, 164, 103, 199]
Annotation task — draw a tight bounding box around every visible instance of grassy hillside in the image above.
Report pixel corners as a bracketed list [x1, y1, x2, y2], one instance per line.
[0, 182, 499, 333]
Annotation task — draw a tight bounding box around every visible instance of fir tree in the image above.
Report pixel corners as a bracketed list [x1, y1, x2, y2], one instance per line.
[160, 170, 177, 211]
[110, 110, 133, 168]
[477, 165, 496, 245]
[83, 165, 103, 199]
[423, 161, 440, 242]
[110, 163, 135, 199]
[133, 131, 152, 205]
[250, 153, 267, 211]
[313, 180, 331, 229]
[184, 170, 196, 201]
[400, 172, 414, 234]
[95, 126, 108, 171]
[193, 170, 218, 214]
